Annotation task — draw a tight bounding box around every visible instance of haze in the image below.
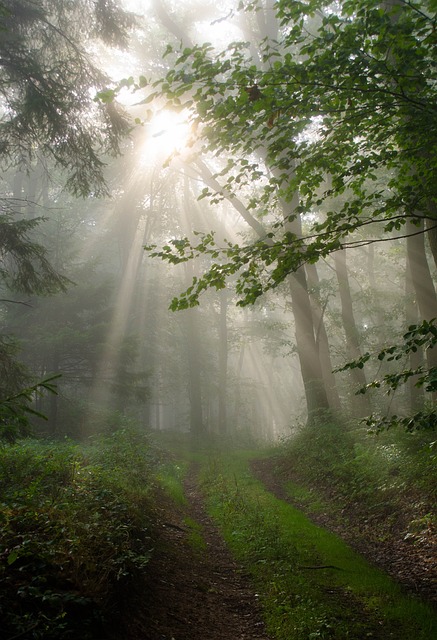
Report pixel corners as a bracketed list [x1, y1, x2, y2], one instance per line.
[1, 0, 435, 442]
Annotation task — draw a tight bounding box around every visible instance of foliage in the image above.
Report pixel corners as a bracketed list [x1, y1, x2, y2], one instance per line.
[86, 426, 159, 492]
[339, 320, 437, 431]
[281, 416, 436, 528]
[0, 208, 69, 440]
[0, 337, 29, 398]
[146, 231, 294, 308]
[0, 0, 133, 197]
[0, 334, 61, 443]
[0, 432, 157, 639]
[138, 0, 437, 430]
[143, 0, 437, 305]
[0, 0, 135, 439]
[0, 374, 60, 442]
[0, 211, 70, 294]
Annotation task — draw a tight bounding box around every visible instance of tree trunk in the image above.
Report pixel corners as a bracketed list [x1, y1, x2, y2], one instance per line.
[279, 179, 330, 417]
[48, 348, 60, 435]
[334, 248, 369, 415]
[405, 254, 424, 411]
[406, 220, 437, 376]
[425, 215, 437, 271]
[306, 262, 342, 412]
[287, 268, 330, 415]
[185, 307, 204, 435]
[218, 289, 228, 434]
[182, 174, 205, 436]
[233, 344, 245, 429]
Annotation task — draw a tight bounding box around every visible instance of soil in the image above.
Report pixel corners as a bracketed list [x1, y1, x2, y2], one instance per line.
[122, 465, 271, 640]
[118, 457, 436, 640]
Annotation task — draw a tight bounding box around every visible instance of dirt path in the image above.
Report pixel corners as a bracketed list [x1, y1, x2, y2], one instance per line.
[126, 465, 271, 640]
[121, 457, 435, 639]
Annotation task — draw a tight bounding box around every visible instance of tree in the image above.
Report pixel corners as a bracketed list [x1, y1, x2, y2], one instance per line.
[142, 0, 436, 423]
[0, 0, 134, 437]
[149, 0, 436, 290]
[0, 0, 132, 196]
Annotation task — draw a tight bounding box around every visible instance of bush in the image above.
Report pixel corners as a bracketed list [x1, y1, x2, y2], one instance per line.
[282, 416, 437, 526]
[0, 433, 156, 639]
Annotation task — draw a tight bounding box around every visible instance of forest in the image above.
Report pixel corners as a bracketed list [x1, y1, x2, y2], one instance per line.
[0, 0, 436, 638]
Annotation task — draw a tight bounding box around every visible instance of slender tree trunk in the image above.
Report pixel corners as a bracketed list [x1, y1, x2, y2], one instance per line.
[279, 181, 330, 416]
[182, 174, 205, 436]
[233, 344, 245, 429]
[406, 254, 424, 411]
[248, 3, 331, 416]
[306, 262, 342, 412]
[406, 220, 437, 377]
[425, 217, 437, 271]
[185, 307, 204, 435]
[218, 289, 228, 434]
[366, 244, 386, 341]
[287, 268, 330, 415]
[48, 348, 60, 435]
[334, 249, 368, 415]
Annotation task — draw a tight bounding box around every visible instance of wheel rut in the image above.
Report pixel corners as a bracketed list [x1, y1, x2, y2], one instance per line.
[129, 464, 271, 640]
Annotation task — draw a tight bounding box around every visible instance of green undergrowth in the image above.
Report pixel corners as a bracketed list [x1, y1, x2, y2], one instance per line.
[0, 428, 159, 639]
[279, 418, 437, 542]
[183, 516, 208, 552]
[156, 459, 188, 505]
[200, 451, 437, 640]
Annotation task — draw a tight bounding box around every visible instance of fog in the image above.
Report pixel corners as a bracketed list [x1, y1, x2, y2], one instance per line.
[1, 0, 435, 443]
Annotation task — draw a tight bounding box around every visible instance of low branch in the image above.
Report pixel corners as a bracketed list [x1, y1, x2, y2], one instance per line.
[0, 299, 32, 307]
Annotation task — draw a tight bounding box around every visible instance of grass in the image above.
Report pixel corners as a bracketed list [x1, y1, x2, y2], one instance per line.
[156, 460, 188, 505]
[285, 481, 326, 513]
[2, 425, 435, 640]
[199, 450, 437, 640]
[183, 516, 208, 552]
[278, 418, 437, 552]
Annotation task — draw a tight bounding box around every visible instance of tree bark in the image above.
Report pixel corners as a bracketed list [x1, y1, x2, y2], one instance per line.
[406, 220, 437, 376]
[306, 262, 341, 412]
[182, 174, 205, 436]
[287, 267, 330, 415]
[405, 254, 424, 411]
[185, 305, 205, 435]
[218, 289, 228, 434]
[334, 249, 369, 415]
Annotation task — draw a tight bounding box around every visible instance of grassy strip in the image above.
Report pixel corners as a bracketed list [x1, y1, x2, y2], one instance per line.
[155, 459, 188, 506]
[200, 451, 437, 640]
[183, 516, 208, 552]
[0, 429, 157, 639]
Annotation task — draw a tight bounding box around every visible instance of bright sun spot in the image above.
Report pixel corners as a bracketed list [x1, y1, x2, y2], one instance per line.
[144, 109, 192, 160]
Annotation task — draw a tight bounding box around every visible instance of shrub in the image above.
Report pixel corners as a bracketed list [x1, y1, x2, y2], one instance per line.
[0, 433, 156, 638]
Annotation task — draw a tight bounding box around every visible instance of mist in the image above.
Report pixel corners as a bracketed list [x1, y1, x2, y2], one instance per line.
[1, 2, 437, 639]
[1, 0, 436, 443]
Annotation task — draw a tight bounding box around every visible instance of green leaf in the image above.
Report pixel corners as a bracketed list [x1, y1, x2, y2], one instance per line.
[94, 89, 116, 104]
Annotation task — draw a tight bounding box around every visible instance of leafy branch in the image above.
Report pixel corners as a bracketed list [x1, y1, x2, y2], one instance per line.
[338, 320, 437, 431]
[0, 374, 61, 442]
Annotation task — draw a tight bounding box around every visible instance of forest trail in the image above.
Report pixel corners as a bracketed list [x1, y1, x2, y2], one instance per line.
[124, 455, 436, 640]
[131, 464, 271, 640]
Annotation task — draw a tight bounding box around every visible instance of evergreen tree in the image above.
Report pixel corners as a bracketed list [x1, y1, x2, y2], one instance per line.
[0, 0, 134, 439]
